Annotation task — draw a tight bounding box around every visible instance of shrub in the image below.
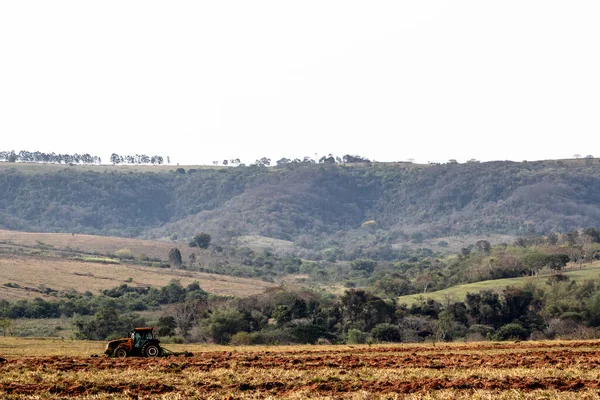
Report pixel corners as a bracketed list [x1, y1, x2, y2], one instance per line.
[410, 232, 424, 244]
[493, 323, 529, 341]
[468, 324, 494, 337]
[171, 336, 186, 344]
[134, 253, 148, 262]
[230, 331, 253, 346]
[115, 249, 134, 260]
[347, 329, 368, 344]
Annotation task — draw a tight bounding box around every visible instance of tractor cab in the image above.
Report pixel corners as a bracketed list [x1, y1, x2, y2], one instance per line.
[131, 327, 155, 350]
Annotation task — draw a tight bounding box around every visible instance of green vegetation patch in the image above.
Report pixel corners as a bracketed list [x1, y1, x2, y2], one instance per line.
[398, 263, 600, 305]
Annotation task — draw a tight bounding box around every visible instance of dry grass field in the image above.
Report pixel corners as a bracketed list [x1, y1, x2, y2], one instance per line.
[0, 229, 214, 263]
[2, 338, 600, 398]
[0, 254, 274, 300]
[0, 228, 277, 300]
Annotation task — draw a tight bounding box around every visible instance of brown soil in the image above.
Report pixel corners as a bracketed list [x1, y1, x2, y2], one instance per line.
[3, 342, 600, 397]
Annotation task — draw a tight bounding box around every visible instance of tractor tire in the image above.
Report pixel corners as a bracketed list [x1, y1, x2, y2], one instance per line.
[142, 344, 160, 357]
[115, 348, 128, 358]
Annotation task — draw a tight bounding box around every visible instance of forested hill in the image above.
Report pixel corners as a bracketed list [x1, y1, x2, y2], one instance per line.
[1, 159, 600, 243]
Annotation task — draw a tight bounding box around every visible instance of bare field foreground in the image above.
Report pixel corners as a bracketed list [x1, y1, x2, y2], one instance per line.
[2, 339, 600, 399]
[0, 254, 274, 300]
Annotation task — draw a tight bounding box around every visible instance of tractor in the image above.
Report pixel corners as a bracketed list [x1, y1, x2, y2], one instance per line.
[104, 327, 163, 358]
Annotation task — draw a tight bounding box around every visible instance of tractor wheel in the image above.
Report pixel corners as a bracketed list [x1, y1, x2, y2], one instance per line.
[115, 348, 128, 358]
[143, 344, 160, 357]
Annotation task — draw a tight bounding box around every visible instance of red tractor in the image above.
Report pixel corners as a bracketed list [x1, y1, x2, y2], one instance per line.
[104, 327, 162, 358]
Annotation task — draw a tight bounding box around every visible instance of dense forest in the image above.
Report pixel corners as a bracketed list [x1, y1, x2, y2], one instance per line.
[2, 159, 600, 244]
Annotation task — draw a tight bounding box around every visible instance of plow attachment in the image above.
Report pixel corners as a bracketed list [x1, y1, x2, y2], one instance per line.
[160, 347, 193, 357]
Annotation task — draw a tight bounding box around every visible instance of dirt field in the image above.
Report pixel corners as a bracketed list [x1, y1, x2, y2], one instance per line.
[2, 339, 600, 398]
[0, 254, 274, 300]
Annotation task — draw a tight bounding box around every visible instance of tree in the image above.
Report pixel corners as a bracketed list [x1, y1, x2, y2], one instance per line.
[255, 157, 271, 167]
[340, 289, 394, 332]
[522, 252, 549, 275]
[188, 253, 197, 267]
[410, 232, 424, 244]
[7, 151, 17, 163]
[342, 154, 369, 163]
[578, 231, 599, 264]
[291, 323, 332, 344]
[206, 308, 249, 344]
[546, 232, 558, 245]
[566, 246, 585, 269]
[475, 240, 491, 254]
[110, 153, 120, 164]
[350, 259, 376, 274]
[319, 154, 335, 164]
[586, 292, 600, 326]
[417, 275, 434, 293]
[346, 328, 368, 344]
[546, 254, 570, 273]
[157, 316, 177, 336]
[583, 228, 600, 243]
[74, 303, 146, 340]
[502, 287, 533, 323]
[371, 273, 413, 297]
[222, 160, 228, 165]
[0, 318, 13, 336]
[431, 311, 454, 342]
[168, 248, 183, 268]
[172, 299, 207, 337]
[189, 233, 211, 249]
[371, 323, 401, 343]
[466, 290, 504, 328]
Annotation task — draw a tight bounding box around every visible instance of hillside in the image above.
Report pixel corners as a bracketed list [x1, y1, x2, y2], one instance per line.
[2, 158, 600, 247]
[0, 229, 218, 263]
[397, 261, 600, 305]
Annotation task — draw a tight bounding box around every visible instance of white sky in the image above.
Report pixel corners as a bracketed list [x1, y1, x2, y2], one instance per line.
[1, 1, 599, 165]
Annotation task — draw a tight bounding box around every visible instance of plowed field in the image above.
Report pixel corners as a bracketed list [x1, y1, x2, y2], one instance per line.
[3, 339, 600, 398]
